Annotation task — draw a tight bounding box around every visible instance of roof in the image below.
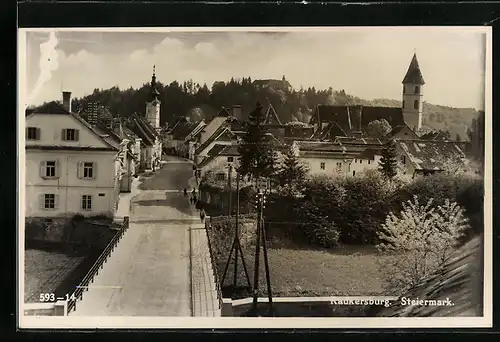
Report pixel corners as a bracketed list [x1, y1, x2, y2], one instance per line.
[25, 108, 35, 117]
[310, 105, 405, 134]
[94, 121, 135, 159]
[215, 107, 232, 118]
[186, 121, 206, 141]
[296, 138, 384, 159]
[284, 125, 315, 140]
[311, 122, 348, 140]
[31, 101, 71, 115]
[26, 146, 117, 152]
[136, 113, 159, 138]
[397, 140, 468, 171]
[194, 116, 244, 155]
[197, 143, 241, 169]
[264, 102, 282, 125]
[28, 101, 120, 151]
[419, 131, 448, 141]
[97, 106, 113, 119]
[195, 125, 236, 155]
[375, 235, 483, 317]
[227, 116, 245, 132]
[197, 144, 229, 169]
[386, 124, 418, 139]
[169, 120, 197, 141]
[125, 114, 157, 146]
[168, 117, 187, 134]
[219, 144, 239, 156]
[402, 53, 425, 85]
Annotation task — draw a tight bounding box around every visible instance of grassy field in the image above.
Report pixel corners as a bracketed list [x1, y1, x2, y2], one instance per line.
[24, 249, 85, 303]
[216, 243, 391, 298]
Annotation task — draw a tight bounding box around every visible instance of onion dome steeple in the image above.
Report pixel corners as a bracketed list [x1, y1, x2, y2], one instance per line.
[150, 65, 160, 101]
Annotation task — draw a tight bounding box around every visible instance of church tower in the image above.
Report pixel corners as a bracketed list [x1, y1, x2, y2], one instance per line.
[402, 53, 425, 132]
[146, 65, 161, 129]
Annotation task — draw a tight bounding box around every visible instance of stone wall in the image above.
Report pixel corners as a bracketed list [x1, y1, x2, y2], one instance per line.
[25, 215, 117, 249]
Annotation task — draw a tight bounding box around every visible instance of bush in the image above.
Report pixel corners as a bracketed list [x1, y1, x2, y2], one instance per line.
[396, 173, 484, 240]
[377, 196, 470, 295]
[338, 171, 396, 244]
[292, 176, 346, 247]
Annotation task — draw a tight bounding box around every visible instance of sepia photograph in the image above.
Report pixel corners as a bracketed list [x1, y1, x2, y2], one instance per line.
[18, 27, 491, 328]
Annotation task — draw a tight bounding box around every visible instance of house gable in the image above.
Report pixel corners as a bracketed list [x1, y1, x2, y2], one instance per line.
[26, 111, 115, 150]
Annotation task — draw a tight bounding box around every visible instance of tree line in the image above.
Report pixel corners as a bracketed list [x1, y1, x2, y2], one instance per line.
[31, 76, 480, 140]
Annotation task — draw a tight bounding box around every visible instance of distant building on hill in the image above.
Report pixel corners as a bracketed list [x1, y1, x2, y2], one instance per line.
[253, 75, 293, 92]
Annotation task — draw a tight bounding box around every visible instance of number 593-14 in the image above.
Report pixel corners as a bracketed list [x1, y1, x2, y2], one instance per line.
[39, 293, 55, 302]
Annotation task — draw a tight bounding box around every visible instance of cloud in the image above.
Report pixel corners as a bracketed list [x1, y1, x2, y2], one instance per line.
[26, 30, 486, 110]
[26, 31, 60, 107]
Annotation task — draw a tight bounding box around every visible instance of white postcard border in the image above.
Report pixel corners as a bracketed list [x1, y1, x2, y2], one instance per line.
[17, 26, 493, 329]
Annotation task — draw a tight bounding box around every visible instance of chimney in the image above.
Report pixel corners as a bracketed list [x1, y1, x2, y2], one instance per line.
[232, 105, 242, 119]
[62, 91, 72, 112]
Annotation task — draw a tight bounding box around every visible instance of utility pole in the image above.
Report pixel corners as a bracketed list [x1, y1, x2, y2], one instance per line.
[227, 164, 233, 216]
[250, 179, 273, 316]
[233, 172, 240, 287]
[221, 169, 251, 295]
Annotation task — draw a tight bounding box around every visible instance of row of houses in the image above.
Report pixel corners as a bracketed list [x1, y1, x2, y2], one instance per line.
[162, 54, 476, 183]
[24, 72, 163, 219]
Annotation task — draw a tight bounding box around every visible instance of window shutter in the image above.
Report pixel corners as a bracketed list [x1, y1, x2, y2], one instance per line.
[54, 195, 60, 209]
[92, 162, 97, 179]
[36, 128, 41, 140]
[61, 129, 66, 141]
[25, 127, 29, 139]
[74, 129, 80, 141]
[39, 194, 45, 210]
[54, 160, 60, 178]
[39, 161, 46, 179]
[77, 161, 83, 179]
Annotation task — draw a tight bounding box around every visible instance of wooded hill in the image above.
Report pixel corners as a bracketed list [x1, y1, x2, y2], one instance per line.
[39, 77, 479, 141]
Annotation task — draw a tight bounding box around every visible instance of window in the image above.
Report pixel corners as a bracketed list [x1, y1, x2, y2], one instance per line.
[403, 85, 406, 94]
[62, 128, 79, 141]
[44, 194, 55, 209]
[360, 160, 363, 164]
[216, 173, 226, 181]
[320, 162, 325, 170]
[27, 127, 40, 140]
[415, 86, 420, 94]
[84, 162, 94, 178]
[353, 170, 356, 176]
[336, 162, 342, 171]
[82, 195, 92, 210]
[78, 162, 96, 179]
[414, 100, 419, 110]
[45, 161, 56, 178]
[227, 157, 234, 163]
[402, 100, 405, 109]
[401, 155, 406, 164]
[368, 159, 371, 165]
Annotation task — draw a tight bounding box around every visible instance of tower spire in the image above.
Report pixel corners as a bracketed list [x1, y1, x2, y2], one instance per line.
[150, 65, 159, 101]
[402, 53, 425, 85]
[151, 64, 157, 88]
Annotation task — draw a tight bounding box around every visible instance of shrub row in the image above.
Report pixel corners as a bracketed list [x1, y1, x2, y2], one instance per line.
[263, 171, 483, 248]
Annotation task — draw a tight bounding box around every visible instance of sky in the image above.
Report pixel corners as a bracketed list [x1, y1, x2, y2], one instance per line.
[23, 28, 487, 110]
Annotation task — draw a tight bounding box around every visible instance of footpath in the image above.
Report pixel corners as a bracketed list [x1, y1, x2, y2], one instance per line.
[187, 183, 221, 317]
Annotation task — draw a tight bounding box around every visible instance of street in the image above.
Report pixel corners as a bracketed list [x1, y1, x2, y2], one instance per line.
[71, 157, 200, 316]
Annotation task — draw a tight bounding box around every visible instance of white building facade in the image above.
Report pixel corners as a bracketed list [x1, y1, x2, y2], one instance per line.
[25, 98, 121, 218]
